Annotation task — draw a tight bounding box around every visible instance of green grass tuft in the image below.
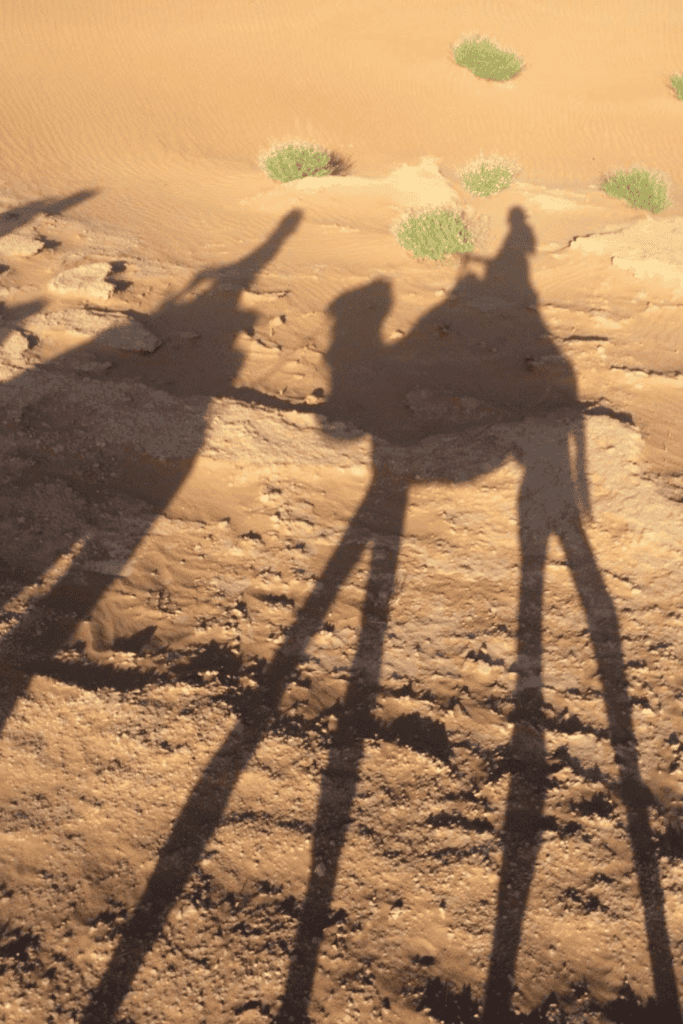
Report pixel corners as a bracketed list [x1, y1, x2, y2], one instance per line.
[599, 166, 673, 214]
[395, 206, 476, 261]
[452, 34, 524, 82]
[459, 154, 519, 197]
[670, 73, 683, 101]
[260, 143, 335, 183]
[257, 53, 677, 225]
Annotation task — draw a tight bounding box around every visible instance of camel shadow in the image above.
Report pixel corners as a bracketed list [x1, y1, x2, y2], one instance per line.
[75, 207, 681, 1022]
[0, 207, 305, 725]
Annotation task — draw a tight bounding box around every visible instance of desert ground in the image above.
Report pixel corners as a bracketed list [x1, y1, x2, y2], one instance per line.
[1, 2, 683, 1021]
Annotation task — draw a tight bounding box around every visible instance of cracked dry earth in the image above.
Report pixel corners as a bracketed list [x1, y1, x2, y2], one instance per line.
[1, 193, 683, 1024]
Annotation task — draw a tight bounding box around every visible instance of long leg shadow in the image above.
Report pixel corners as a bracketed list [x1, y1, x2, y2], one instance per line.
[79, 466, 406, 1023]
[276, 467, 406, 1022]
[77, 277, 402, 1022]
[482, 434, 681, 1021]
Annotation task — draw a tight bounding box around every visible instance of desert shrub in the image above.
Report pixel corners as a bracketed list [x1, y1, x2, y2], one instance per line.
[669, 73, 683, 101]
[459, 154, 520, 197]
[452, 34, 524, 82]
[599, 165, 673, 213]
[395, 205, 476, 260]
[260, 143, 335, 183]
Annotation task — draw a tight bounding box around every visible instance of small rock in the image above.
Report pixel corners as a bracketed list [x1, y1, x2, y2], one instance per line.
[72, 357, 114, 374]
[168, 330, 201, 341]
[305, 388, 327, 405]
[24, 308, 161, 352]
[50, 262, 114, 302]
[93, 314, 161, 353]
[268, 314, 286, 336]
[0, 330, 30, 360]
[0, 232, 45, 257]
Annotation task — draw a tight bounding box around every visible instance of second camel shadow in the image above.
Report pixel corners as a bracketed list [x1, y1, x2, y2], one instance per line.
[0, 206, 306, 698]
[29, 207, 677, 1022]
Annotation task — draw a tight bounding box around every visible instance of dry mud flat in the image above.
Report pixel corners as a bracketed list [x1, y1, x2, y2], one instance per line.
[0, 193, 683, 1024]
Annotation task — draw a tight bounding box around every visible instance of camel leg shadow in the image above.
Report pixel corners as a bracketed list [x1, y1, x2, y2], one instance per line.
[483, 466, 681, 1021]
[276, 469, 406, 1023]
[79, 467, 406, 1024]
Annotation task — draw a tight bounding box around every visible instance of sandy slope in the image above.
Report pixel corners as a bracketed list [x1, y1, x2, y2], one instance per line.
[1, 2, 683, 1022]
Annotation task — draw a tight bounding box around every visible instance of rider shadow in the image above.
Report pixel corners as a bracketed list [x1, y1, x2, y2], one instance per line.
[0, 207, 305, 729]
[75, 207, 679, 1022]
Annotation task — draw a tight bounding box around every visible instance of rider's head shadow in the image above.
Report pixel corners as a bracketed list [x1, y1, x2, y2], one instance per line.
[450, 204, 536, 307]
[505, 204, 534, 246]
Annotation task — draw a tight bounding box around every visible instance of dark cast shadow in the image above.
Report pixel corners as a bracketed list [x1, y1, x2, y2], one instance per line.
[481, 418, 680, 1017]
[268, 207, 681, 1023]
[480, 447, 681, 1019]
[0, 208, 304, 723]
[0, 189, 98, 240]
[0, 189, 99, 704]
[52, 207, 679, 1021]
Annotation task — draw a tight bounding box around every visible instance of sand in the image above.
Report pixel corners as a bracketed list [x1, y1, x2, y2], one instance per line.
[1, 2, 683, 1021]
